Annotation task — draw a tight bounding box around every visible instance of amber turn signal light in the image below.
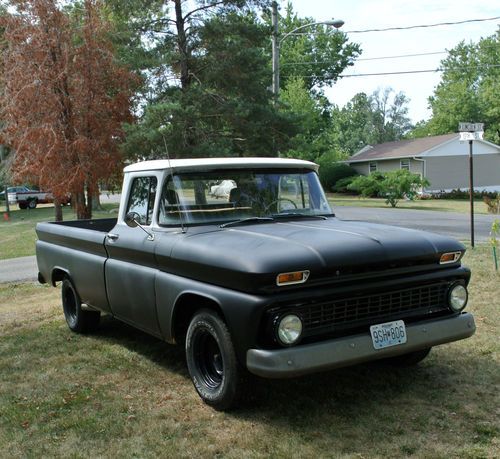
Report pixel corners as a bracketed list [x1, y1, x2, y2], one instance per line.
[276, 270, 310, 286]
[439, 252, 462, 264]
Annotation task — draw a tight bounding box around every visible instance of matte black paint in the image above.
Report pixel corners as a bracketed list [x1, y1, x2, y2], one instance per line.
[36, 213, 470, 365]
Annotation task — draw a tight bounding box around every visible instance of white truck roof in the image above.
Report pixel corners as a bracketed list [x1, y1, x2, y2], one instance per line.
[123, 157, 319, 173]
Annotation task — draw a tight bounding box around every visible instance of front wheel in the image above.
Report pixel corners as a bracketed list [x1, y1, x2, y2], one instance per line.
[61, 278, 100, 333]
[185, 310, 241, 410]
[27, 199, 37, 209]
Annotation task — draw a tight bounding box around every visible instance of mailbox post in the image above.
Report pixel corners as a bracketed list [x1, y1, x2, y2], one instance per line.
[458, 122, 484, 248]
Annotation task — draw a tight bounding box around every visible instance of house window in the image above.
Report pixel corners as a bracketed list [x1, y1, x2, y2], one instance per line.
[369, 162, 377, 174]
[400, 159, 410, 171]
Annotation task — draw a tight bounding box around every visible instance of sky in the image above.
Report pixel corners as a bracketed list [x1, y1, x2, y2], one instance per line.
[287, 0, 500, 123]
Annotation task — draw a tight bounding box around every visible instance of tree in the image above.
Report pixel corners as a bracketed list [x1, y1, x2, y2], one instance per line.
[348, 170, 429, 208]
[119, 2, 300, 160]
[330, 88, 413, 156]
[279, 77, 332, 161]
[0, 0, 136, 220]
[412, 30, 500, 143]
[276, 2, 361, 94]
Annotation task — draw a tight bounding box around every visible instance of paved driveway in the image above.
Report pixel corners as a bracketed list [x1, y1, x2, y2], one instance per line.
[0, 255, 38, 283]
[333, 206, 497, 243]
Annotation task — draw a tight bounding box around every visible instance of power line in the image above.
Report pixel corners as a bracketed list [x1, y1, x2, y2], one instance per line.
[345, 16, 500, 34]
[282, 43, 500, 67]
[291, 64, 500, 79]
[282, 51, 448, 66]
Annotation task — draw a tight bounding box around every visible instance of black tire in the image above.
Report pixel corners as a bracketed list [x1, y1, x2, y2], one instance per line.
[185, 309, 241, 410]
[385, 348, 431, 366]
[18, 202, 28, 210]
[28, 199, 37, 209]
[61, 278, 100, 333]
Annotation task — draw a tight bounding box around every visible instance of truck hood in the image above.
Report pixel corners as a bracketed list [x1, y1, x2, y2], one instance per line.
[162, 218, 465, 293]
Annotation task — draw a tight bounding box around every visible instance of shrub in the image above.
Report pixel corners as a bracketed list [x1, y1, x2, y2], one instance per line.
[347, 172, 385, 198]
[332, 176, 359, 194]
[348, 170, 430, 207]
[317, 160, 358, 192]
[484, 194, 500, 214]
[433, 189, 499, 200]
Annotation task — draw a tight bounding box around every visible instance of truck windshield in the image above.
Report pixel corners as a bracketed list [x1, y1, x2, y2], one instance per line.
[158, 169, 332, 226]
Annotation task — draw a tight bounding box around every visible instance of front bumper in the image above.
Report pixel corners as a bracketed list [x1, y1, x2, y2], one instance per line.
[246, 312, 475, 378]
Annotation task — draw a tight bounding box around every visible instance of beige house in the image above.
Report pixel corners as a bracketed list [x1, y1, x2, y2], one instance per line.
[346, 134, 500, 192]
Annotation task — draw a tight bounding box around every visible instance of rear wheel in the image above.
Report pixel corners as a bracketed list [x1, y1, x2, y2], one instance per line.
[61, 278, 100, 333]
[386, 348, 431, 366]
[185, 310, 241, 410]
[27, 199, 37, 209]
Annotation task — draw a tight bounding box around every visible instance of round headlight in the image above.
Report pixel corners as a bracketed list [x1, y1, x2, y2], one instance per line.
[449, 283, 468, 312]
[277, 314, 303, 345]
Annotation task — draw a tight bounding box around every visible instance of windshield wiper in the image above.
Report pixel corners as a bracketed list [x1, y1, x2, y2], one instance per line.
[271, 213, 331, 220]
[220, 217, 275, 228]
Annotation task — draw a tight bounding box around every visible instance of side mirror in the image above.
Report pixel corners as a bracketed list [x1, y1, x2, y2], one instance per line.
[125, 211, 141, 228]
[124, 211, 155, 241]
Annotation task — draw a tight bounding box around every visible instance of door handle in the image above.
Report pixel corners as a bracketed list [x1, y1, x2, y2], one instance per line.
[107, 233, 119, 241]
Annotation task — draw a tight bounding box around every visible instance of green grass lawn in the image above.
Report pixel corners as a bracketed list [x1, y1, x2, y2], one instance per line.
[327, 193, 492, 214]
[0, 204, 119, 260]
[0, 245, 498, 457]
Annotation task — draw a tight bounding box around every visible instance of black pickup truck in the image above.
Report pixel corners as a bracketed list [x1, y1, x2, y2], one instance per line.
[36, 158, 475, 409]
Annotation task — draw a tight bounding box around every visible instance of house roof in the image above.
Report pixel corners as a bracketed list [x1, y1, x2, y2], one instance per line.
[348, 133, 457, 163]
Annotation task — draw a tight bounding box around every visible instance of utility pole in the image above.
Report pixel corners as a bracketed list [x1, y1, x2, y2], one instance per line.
[271, 1, 279, 99]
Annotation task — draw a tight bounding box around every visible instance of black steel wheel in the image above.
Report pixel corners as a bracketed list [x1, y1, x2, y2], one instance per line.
[18, 202, 28, 210]
[386, 347, 432, 366]
[185, 310, 240, 410]
[61, 277, 100, 333]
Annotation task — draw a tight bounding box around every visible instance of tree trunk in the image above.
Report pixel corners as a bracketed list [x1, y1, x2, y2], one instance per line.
[74, 189, 91, 220]
[54, 198, 63, 221]
[92, 188, 103, 211]
[174, 0, 190, 90]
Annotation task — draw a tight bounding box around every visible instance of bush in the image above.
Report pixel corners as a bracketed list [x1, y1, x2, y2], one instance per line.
[484, 194, 500, 214]
[332, 176, 359, 194]
[317, 160, 358, 192]
[348, 170, 430, 207]
[433, 189, 499, 200]
[347, 172, 386, 198]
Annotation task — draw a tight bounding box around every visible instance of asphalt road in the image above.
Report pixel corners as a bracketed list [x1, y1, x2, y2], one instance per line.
[0, 255, 38, 283]
[1, 206, 497, 283]
[334, 206, 497, 243]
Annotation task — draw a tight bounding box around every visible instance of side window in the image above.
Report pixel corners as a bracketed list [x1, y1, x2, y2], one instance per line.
[126, 176, 157, 225]
[369, 162, 377, 174]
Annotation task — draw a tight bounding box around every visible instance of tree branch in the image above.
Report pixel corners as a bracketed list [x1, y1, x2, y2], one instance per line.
[182, 1, 227, 22]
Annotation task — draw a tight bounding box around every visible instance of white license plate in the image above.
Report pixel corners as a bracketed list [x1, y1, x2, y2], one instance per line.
[370, 320, 407, 350]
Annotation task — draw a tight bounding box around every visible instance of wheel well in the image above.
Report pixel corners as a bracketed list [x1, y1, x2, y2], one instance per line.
[51, 268, 69, 286]
[172, 293, 223, 345]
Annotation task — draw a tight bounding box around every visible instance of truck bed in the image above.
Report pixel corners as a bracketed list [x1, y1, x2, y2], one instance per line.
[42, 218, 117, 232]
[36, 218, 117, 312]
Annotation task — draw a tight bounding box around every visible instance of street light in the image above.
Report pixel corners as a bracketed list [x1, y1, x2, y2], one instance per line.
[271, 1, 344, 98]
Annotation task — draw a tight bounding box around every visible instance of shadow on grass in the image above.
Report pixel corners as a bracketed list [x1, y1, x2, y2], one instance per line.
[84, 316, 495, 431]
[88, 315, 188, 377]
